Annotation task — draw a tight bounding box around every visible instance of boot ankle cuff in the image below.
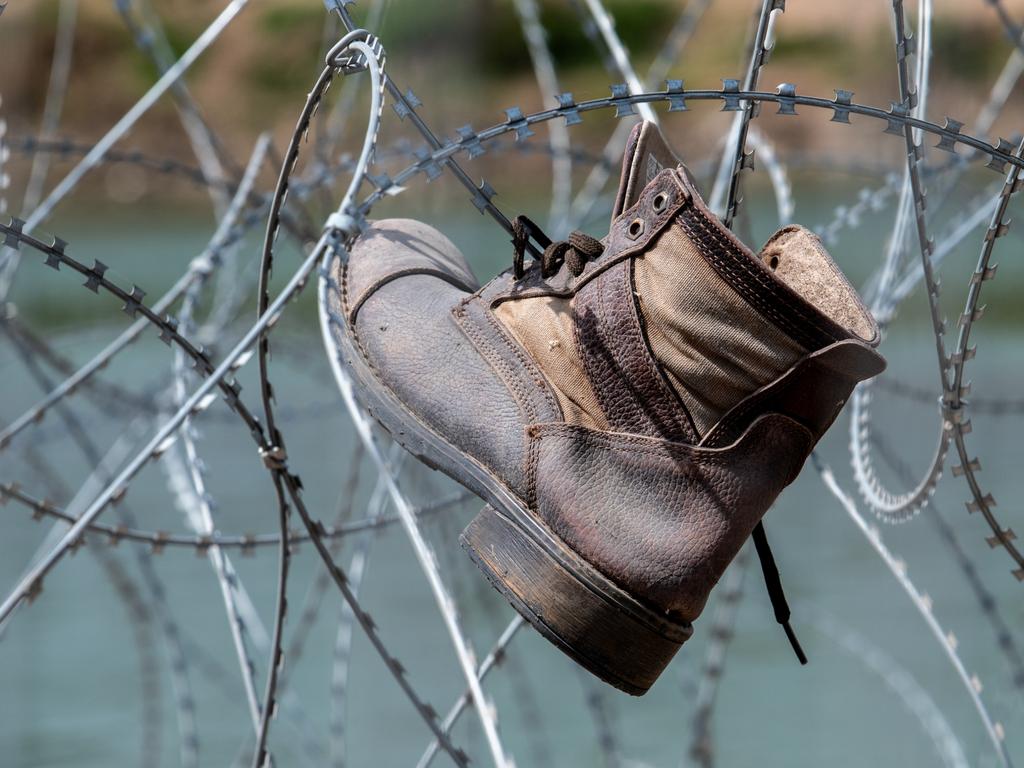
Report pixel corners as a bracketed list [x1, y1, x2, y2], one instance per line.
[675, 174, 879, 351]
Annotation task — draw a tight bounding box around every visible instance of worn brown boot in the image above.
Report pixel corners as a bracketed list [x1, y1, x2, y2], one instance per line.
[327, 121, 884, 695]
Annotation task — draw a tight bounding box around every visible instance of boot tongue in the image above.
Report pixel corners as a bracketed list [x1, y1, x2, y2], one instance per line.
[612, 121, 686, 221]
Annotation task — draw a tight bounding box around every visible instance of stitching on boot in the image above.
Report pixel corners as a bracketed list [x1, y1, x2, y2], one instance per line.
[679, 208, 848, 351]
[574, 260, 698, 443]
[347, 268, 478, 322]
[453, 296, 560, 426]
[484, 308, 561, 418]
[455, 304, 536, 423]
[614, 259, 699, 442]
[490, 170, 688, 304]
[625, 258, 701, 442]
[530, 416, 812, 467]
[340, 261, 421, 394]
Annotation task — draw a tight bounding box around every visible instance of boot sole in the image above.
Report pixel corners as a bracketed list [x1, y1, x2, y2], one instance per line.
[331, 306, 692, 694]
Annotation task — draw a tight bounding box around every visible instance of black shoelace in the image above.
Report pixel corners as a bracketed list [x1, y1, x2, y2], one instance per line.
[512, 213, 807, 665]
[511, 215, 604, 280]
[753, 521, 807, 664]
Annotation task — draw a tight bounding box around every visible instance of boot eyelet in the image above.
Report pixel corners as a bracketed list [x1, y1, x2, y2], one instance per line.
[627, 218, 645, 239]
[652, 192, 669, 212]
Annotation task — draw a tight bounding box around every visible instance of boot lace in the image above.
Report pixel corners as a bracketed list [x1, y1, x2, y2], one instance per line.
[511, 215, 603, 280]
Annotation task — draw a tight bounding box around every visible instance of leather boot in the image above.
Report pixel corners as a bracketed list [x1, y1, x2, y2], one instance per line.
[326, 121, 885, 694]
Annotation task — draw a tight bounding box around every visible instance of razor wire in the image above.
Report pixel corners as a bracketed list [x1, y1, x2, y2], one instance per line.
[850, 0, 969, 526]
[167, 133, 271, 736]
[716, 0, 782, 230]
[815, 452, 1013, 768]
[511, 0, 573, 235]
[0, 480, 469, 552]
[0, 0, 250, 303]
[19, 418, 164, 768]
[2, 79, 1024, 765]
[567, 0, 711, 230]
[326, 445, 402, 767]
[870, 429, 1024, 690]
[303, 37, 514, 768]
[4, 325, 202, 767]
[577, 0, 658, 126]
[112, 0, 237, 216]
[875, 376, 1024, 417]
[687, 546, 750, 768]
[4, 76, 1024, 764]
[326, 70, 1024, 577]
[0, 144, 467, 768]
[805, 608, 969, 768]
[3, 1, 1024, 766]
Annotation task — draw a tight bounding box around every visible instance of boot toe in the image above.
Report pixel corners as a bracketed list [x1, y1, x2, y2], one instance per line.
[342, 218, 479, 320]
[325, 218, 537, 499]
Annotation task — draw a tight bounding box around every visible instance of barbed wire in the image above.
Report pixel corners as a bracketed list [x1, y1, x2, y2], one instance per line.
[718, 0, 781, 230]
[0, 480, 469, 551]
[3, 1, 1024, 765]
[20, 443, 165, 767]
[4, 73, 1019, 768]
[835, 0, 1024, 582]
[946, 135, 1024, 580]
[849, 0, 999, 523]
[815, 452, 1012, 767]
[4, 324, 202, 766]
[688, 547, 750, 768]
[307, 24, 513, 766]
[805, 608, 969, 768]
[1, 312, 157, 413]
[0, 0, 249, 304]
[0, 164, 468, 768]
[168, 134, 271, 736]
[870, 430, 1024, 689]
[414, 616, 525, 768]
[0, 93, 7, 218]
[567, 0, 711, 229]
[112, 0, 237, 215]
[874, 376, 1024, 416]
[326, 445, 399, 767]
[511, 0, 573, 234]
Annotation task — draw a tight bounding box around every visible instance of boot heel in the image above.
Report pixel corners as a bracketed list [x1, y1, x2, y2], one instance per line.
[460, 504, 692, 695]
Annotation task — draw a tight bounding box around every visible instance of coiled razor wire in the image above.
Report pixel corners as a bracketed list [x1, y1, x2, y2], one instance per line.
[688, 546, 751, 768]
[305, 33, 514, 768]
[113, 0, 236, 216]
[2, 76, 1022, 764]
[167, 134, 272, 736]
[0, 93, 8, 218]
[805, 608, 968, 768]
[2, 0, 1024, 765]
[815, 452, 1013, 767]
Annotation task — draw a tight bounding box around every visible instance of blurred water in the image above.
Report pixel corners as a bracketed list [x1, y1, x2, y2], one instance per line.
[1, 199, 1022, 768]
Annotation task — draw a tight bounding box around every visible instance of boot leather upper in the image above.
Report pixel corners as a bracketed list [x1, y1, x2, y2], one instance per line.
[333, 125, 885, 623]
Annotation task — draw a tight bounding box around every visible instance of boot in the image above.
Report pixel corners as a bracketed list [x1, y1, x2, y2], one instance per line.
[327, 121, 884, 694]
